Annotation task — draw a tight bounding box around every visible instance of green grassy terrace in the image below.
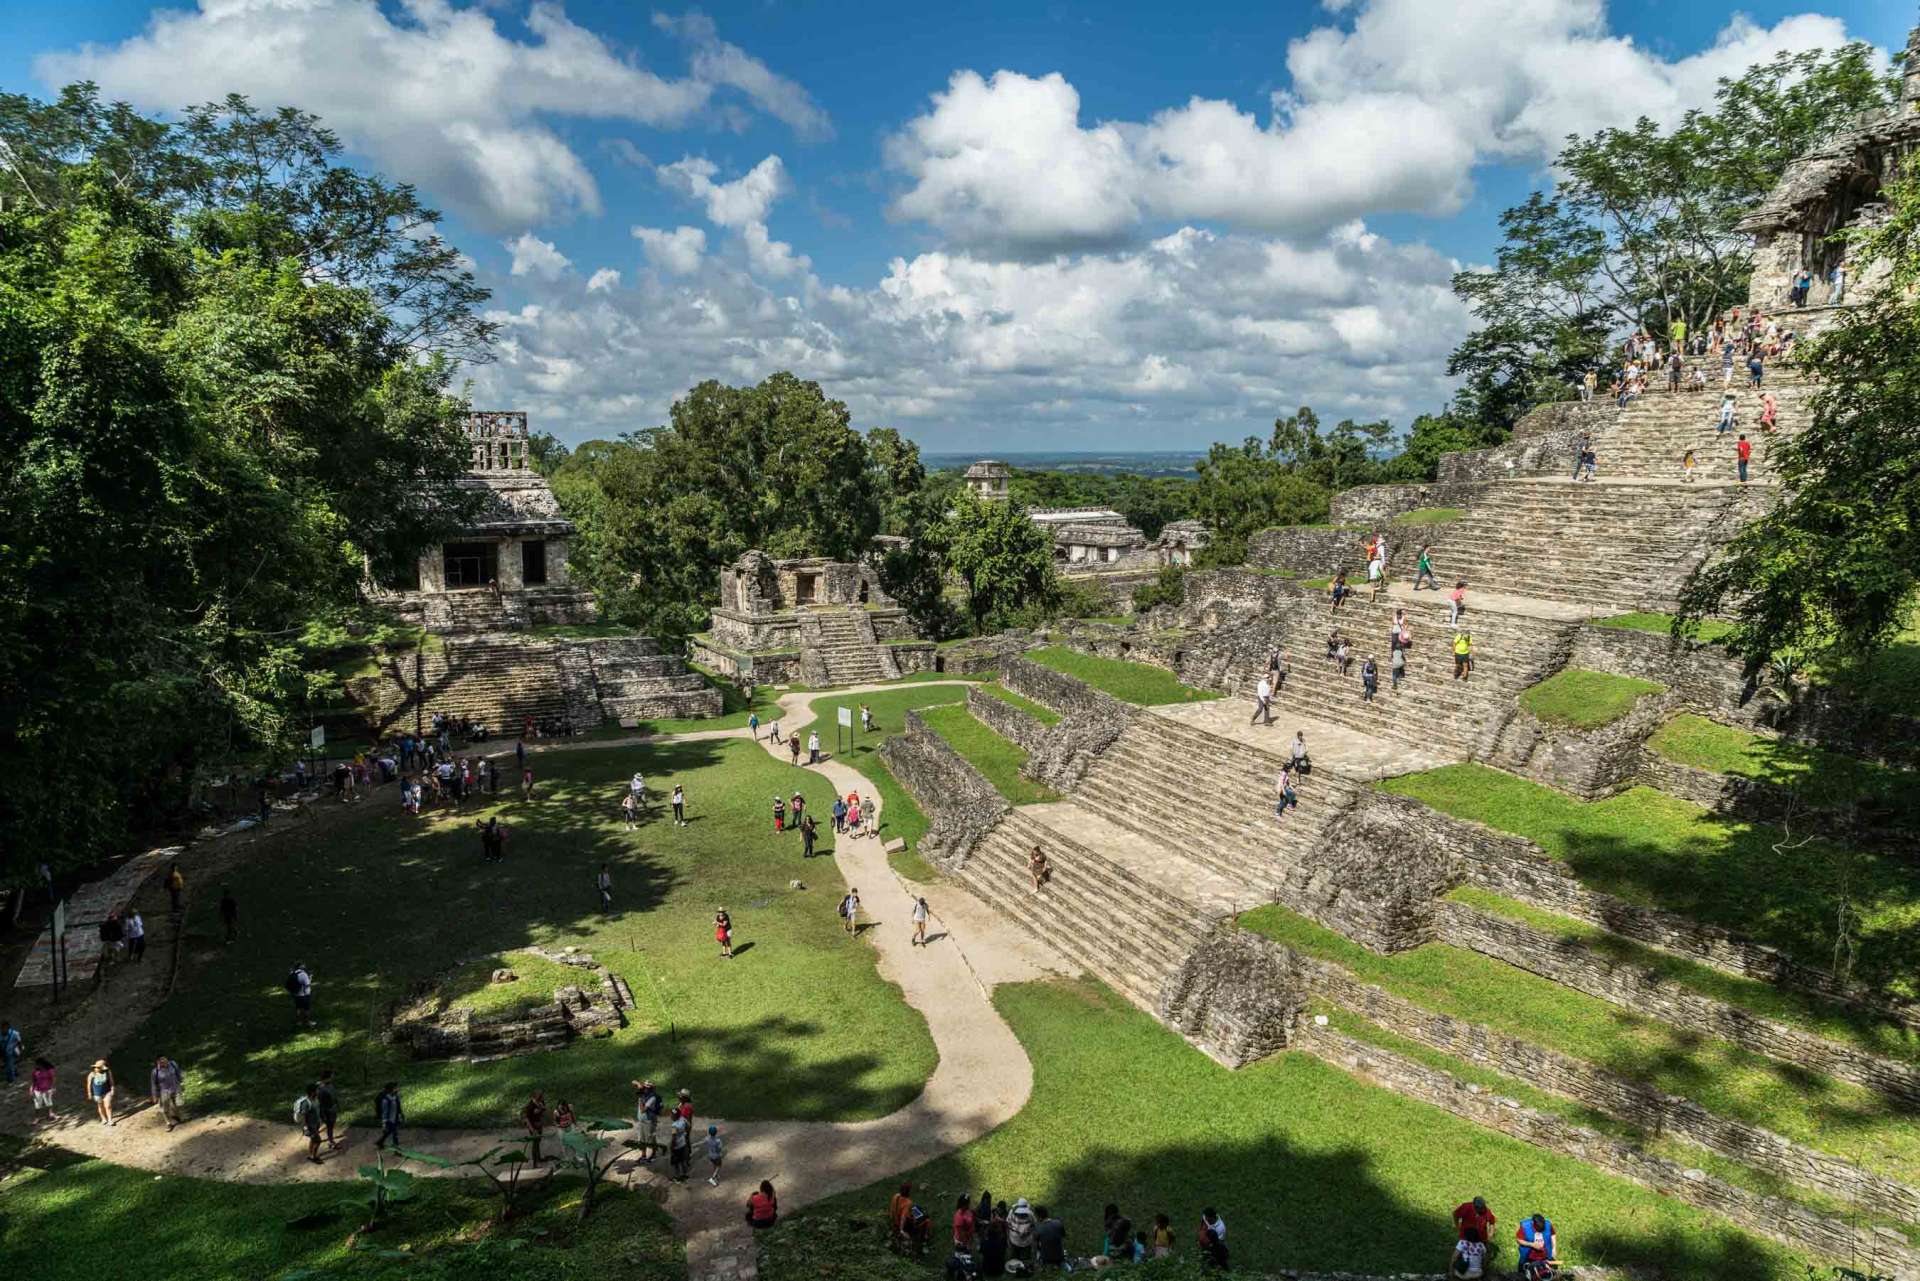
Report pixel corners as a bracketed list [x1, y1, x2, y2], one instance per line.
[1241, 904, 1920, 1185]
[0, 1144, 684, 1281]
[1380, 764, 1920, 1000]
[1025, 646, 1219, 706]
[1592, 612, 1736, 643]
[1649, 713, 1910, 807]
[1518, 669, 1665, 728]
[973, 681, 1064, 725]
[915, 704, 1060, 805]
[1451, 886, 1920, 1062]
[762, 979, 1812, 1278]
[1390, 507, 1468, 525]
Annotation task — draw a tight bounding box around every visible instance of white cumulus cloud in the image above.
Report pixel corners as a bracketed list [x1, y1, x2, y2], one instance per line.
[586, 267, 622, 292]
[632, 225, 709, 275]
[885, 0, 1863, 257]
[506, 232, 573, 280]
[36, 0, 830, 231]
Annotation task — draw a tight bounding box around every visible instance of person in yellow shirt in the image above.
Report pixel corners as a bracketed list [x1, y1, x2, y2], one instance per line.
[1453, 631, 1473, 681]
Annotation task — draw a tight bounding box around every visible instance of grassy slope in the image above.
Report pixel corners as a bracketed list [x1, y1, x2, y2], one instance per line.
[439, 951, 585, 1019]
[1518, 669, 1665, 728]
[1592, 612, 1736, 643]
[0, 1150, 683, 1281]
[1379, 764, 1920, 999]
[973, 682, 1063, 726]
[1242, 905, 1920, 1184]
[1649, 713, 1907, 805]
[914, 705, 1060, 806]
[119, 737, 937, 1129]
[1024, 646, 1219, 706]
[1450, 886, 1920, 1062]
[762, 979, 1808, 1279]
[1391, 507, 1468, 525]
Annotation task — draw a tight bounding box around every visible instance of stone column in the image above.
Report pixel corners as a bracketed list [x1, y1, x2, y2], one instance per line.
[548, 538, 571, 585]
[418, 548, 444, 592]
[498, 539, 525, 591]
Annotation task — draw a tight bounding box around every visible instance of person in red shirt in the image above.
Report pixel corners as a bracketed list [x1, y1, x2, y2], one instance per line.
[953, 1194, 977, 1251]
[746, 1179, 778, 1230]
[676, 1087, 694, 1126]
[1736, 434, 1752, 483]
[1453, 1196, 1496, 1270]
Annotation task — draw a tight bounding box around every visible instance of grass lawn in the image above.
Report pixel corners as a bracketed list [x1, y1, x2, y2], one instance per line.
[1592, 612, 1736, 643]
[117, 737, 936, 1130]
[1241, 906, 1920, 1186]
[1379, 764, 1920, 999]
[0, 1143, 683, 1281]
[1518, 669, 1665, 728]
[431, 950, 584, 1019]
[1024, 646, 1219, 706]
[1648, 713, 1910, 809]
[1450, 886, 1920, 1062]
[1391, 507, 1468, 525]
[914, 705, 1060, 806]
[761, 979, 1811, 1279]
[973, 682, 1063, 726]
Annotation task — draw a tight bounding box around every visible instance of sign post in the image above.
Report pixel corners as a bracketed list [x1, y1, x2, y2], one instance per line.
[837, 705, 853, 756]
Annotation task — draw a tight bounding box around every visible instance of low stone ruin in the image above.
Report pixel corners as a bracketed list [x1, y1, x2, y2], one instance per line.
[384, 945, 631, 1063]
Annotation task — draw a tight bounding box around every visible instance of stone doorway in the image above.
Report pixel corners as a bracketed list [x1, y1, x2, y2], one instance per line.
[795, 572, 820, 605]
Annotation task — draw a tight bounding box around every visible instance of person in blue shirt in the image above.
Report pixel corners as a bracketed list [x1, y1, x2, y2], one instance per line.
[1515, 1213, 1557, 1278]
[1, 1021, 20, 1083]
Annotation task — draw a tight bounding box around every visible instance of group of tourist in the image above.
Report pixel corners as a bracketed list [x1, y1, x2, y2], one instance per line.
[890, 1186, 1233, 1274]
[627, 1080, 724, 1185]
[1451, 1195, 1561, 1280]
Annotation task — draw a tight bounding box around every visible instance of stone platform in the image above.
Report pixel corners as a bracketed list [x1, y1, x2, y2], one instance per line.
[1018, 801, 1265, 917]
[1149, 702, 1456, 779]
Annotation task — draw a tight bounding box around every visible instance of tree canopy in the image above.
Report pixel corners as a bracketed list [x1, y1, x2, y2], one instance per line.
[0, 88, 485, 880]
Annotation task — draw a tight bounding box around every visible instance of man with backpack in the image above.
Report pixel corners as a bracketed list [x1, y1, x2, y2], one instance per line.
[374, 1082, 404, 1151]
[632, 1078, 663, 1162]
[839, 888, 860, 935]
[149, 1054, 185, 1131]
[285, 964, 314, 1027]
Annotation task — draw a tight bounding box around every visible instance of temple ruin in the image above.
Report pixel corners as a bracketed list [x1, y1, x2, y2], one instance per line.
[693, 551, 934, 685]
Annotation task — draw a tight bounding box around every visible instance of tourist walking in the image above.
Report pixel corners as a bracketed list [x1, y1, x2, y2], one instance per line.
[1717, 393, 1736, 434]
[800, 812, 818, 858]
[1681, 448, 1696, 483]
[1029, 847, 1051, 891]
[87, 1060, 115, 1125]
[1361, 656, 1379, 703]
[1760, 391, 1778, 433]
[149, 1054, 184, 1131]
[220, 888, 239, 944]
[286, 963, 315, 1027]
[672, 784, 687, 826]
[840, 887, 861, 934]
[911, 895, 930, 947]
[1291, 730, 1310, 775]
[807, 731, 821, 764]
[621, 791, 638, 830]
[291, 1083, 324, 1162]
[1453, 631, 1474, 681]
[523, 1091, 549, 1166]
[375, 1082, 404, 1151]
[166, 863, 185, 914]
[125, 909, 146, 962]
[1736, 434, 1752, 484]
[773, 794, 787, 833]
[598, 864, 614, 913]
[1414, 545, 1437, 591]
[521, 763, 535, 800]
[1274, 765, 1297, 820]
[832, 795, 847, 833]
[1250, 674, 1273, 726]
[317, 1069, 341, 1149]
[860, 704, 874, 733]
[1448, 580, 1467, 626]
[1390, 645, 1406, 691]
[715, 909, 734, 959]
[788, 733, 802, 766]
[705, 1124, 726, 1185]
[29, 1059, 56, 1125]
[0, 1021, 20, 1084]
[748, 710, 760, 739]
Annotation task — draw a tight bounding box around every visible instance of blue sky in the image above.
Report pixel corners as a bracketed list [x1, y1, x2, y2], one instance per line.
[6, 1, 1909, 451]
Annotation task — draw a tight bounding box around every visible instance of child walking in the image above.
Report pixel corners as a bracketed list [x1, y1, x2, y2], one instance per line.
[705, 1124, 726, 1185]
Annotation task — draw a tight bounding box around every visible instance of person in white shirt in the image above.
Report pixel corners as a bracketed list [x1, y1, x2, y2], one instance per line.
[910, 896, 930, 947]
[807, 731, 821, 764]
[1250, 675, 1272, 726]
[125, 911, 147, 962]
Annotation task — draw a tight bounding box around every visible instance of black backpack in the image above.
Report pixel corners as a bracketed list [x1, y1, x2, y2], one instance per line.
[284, 969, 303, 995]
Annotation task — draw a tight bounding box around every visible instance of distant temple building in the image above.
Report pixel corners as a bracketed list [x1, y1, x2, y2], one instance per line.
[383, 412, 595, 633]
[694, 551, 933, 686]
[964, 459, 1012, 502]
[1155, 520, 1210, 567]
[1738, 23, 1920, 310]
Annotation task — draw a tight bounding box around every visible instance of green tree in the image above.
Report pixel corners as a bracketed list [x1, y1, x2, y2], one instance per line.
[939, 490, 1059, 633]
[1190, 426, 1332, 566]
[1678, 177, 1920, 675]
[0, 93, 484, 883]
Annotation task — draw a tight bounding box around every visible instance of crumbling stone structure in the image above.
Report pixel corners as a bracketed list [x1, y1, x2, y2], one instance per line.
[694, 550, 932, 685]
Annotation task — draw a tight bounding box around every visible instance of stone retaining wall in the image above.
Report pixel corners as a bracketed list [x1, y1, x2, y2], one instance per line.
[1454, 818, 1920, 1031]
[1157, 927, 1308, 1066]
[1436, 401, 1616, 482]
[1298, 951, 1920, 1224]
[1485, 690, 1675, 800]
[878, 714, 1009, 868]
[1296, 1021, 1920, 1276]
[1566, 626, 1758, 723]
[998, 655, 1137, 791]
[1329, 482, 1488, 526]
[1435, 899, 1920, 1103]
[1273, 791, 1454, 953]
[965, 686, 1049, 755]
[1247, 526, 1361, 578]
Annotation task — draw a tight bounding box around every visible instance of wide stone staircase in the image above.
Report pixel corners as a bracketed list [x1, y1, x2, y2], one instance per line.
[1069, 712, 1364, 892]
[406, 635, 577, 733]
[800, 607, 895, 686]
[1586, 368, 1818, 481]
[582, 636, 723, 723]
[955, 806, 1225, 1010]
[1216, 593, 1578, 756]
[1413, 481, 1765, 613]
